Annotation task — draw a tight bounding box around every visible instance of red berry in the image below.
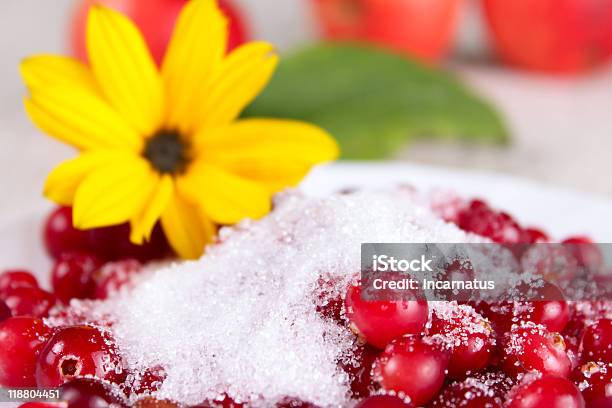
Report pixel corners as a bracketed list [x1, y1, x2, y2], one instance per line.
[580, 319, 612, 363]
[563, 236, 603, 269]
[507, 375, 585, 408]
[18, 404, 64, 408]
[52, 252, 103, 303]
[36, 325, 126, 387]
[3, 286, 57, 318]
[275, 397, 319, 407]
[501, 324, 571, 379]
[135, 398, 180, 407]
[345, 281, 428, 349]
[127, 365, 167, 396]
[354, 395, 413, 408]
[430, 371, 514, 408]
[339, 344, 380, 397]
[43, 207, 90, 260]
[521, 245, 578, 282]
[571, 361, 612, 405]
[313, 275, 346, 325]
[374, 336, 449, 406]
[456, 200, 524, 244]
[0, 299, 11, 322]
[94, 259, 143, 300]
[429, 304, 494, 379]
[0, 317, 52, 387]
[60, 377, 126, 408]
[0, 269, 38, 297]
[87, 223, 171, 262]
[517, 300, 570, 333]
[523, 228, 549, 244]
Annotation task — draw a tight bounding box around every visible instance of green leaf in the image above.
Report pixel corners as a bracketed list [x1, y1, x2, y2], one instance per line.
[242, 44, 509, 159]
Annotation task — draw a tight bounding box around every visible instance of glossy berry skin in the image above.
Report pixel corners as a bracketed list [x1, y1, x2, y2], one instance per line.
[44, 207, 90, 260]
[36, 325, 126, 387]
[345, 282, 428, 349]
[483, 0, 612, 74]
[429, 306, 494, 379]
[456, 200, 525, 244]
[0, 317, 52, 387]
[431, 370, 515, 408]
[0, 299, 11, 322]
[60, 377, 126, 408]
[501, 325, 571, 380]
[51, 252, 103, 303]
[87, 223, 172, 263]
[3, 286, 57, 318]
[507, 375, 585, 408]
[373, 336, 449, 406]
[518, 300, 570, 333]
[571, 361, 612, 405]
[0, 270, 39, 297]
[354, 395, 413, 407]
[311, 0, 461, 62]
[70, 0, 248, 66]
[580, 319, 612, 363]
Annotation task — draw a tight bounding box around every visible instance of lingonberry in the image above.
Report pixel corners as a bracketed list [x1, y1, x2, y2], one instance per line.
[60, 377, 126, 408]
[354, 395, 413, 407]
[339, 343, 380, 397]
[94, 259, 143, 300]
[51, 252, 103, 303]
[563, 236, 603, 269]
[3, 286, 57, 318]
[345, 281, 428, 348]
[507, 375, 585, 408]
[0, 299, 11, 321]
[36, 325, 126, 387]
[0, 317, 52, 387]
[580, 319, 612, 363]
[501, 324, 571, 379]
[0, 269, 39, 297]
[571, 361, 612, 405]
[428, 304, 494, 379]
[44, 207, 90, 260]
[373, 336, 449, 406]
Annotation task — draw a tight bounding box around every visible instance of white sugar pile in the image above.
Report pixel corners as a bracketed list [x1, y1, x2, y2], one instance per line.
[59, 189, 481, 407]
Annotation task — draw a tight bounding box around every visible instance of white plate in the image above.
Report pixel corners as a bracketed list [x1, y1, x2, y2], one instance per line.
[2, 162, 611, 284]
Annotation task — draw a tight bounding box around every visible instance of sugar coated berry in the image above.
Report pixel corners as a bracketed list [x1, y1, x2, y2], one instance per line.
[580, 319, 612, 363]
[3, 286, 56, 318]
[134, 398, 180, 407]
[501, 324, 571, 379]
[51, 252, 103, 303]
[507, 375, 585, 408]
[0, 317, 52, 387]
[44, 207, 90, 260]
[571, 361, 612, 405]
[36, 325, 126, 387]
[345, 281, 428, 348]
[354, 394, 413, 407]
[562, 236, 603, 269]
[373, 336, 449, 406]
[60, 377, 126, 408]
[94, 259, 143, 300]
[0, 269, 38, 297]
[339, 344, 380, 397]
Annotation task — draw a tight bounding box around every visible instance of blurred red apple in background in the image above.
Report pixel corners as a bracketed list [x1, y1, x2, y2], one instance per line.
[70, 0, 249, 66]
[311, 0, 462, 62]
[483, 0, 612, 73]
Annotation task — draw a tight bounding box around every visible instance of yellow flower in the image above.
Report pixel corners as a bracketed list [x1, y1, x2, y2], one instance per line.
[20, 0, 338, 259]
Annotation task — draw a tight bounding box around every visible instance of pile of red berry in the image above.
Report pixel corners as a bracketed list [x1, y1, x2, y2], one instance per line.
[0, 201, 610, 407]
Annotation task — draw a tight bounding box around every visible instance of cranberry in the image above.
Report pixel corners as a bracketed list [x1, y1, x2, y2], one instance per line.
[354, 395, 413, 407]
[345, 281, 428, 349]
[60, 377, 126, 408]
[94, 259, 143, 300]
[44, 207, 90, 260]
[36, 325, 126, 387]
[313, 275, 345, 325]
[429, 305, 494, 379]
[339, 343, 380, 397]
[523, 228, 549, 244]
[0, 317, 52, 387]
[373, 336, 449, 406]
[51, 252, 103, 303]
[580, 319, 612, 363]
[514, 284, 569, 333]
[18, 403, 64, 408]
[0, 299, 11, 321]
[127, 365, 167, 396]
[501, 324, 571, 379]
[87, 223, 171, 262]
[507, 375, 585, 408]
[134, 398, 179, 407]
[0, 269, 39, 297]
[3, 286, 56, 318]
[275, 397, 319, 407]
[430, 371, 513, 408]
[563, 236, 603, 269]
[456, 200, 524, 244]
[571, 361, 612, 405]
[521, 245, 578, 282]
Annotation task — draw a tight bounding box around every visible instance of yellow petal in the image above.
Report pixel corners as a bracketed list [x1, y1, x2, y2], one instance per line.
[20, 55, 98, 93]
[178, 163, 271, 224]
[162, 0, 227, 135]
[73, 156, 157, 229]
[196, 42, 278, 131]
[87, 6, 164, 136]
[24, 86, 143, 151]
[44, 151, 132, 206]
[196, 119, 339, 192]
[130, 175, 173, 244]
[161, 190, 216, 259]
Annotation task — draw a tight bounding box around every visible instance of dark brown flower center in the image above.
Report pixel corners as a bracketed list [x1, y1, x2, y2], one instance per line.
[144, 131, 189, 174]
